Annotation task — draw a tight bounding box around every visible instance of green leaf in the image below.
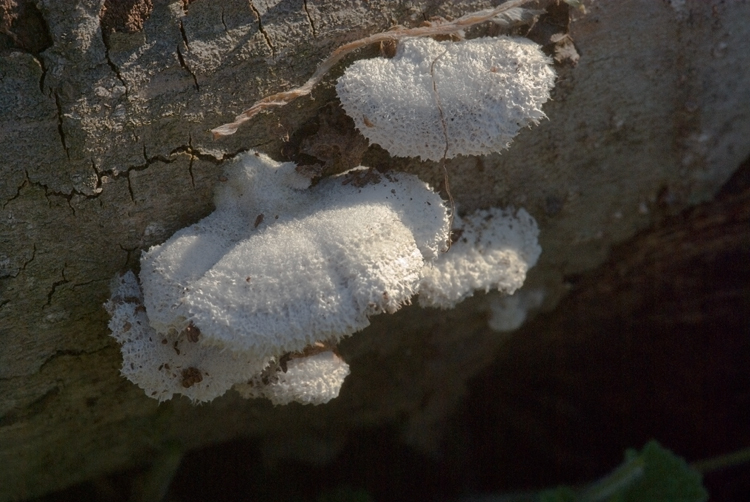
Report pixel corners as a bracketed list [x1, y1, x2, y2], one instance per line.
[538, 486, 578, 502]
[581, 440, 708, 502]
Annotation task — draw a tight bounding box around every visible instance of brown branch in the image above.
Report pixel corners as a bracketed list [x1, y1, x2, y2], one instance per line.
[211, 0, 538, 138]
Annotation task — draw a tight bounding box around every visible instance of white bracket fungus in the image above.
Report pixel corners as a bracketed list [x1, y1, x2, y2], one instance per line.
[336, 36, 555, 161]
[234, 349, 350, 406]
[107, 152, 543, 404]
[106, 273, 349, 404]
[210, 1, 550, 139]
[418, 207, 542, 309]
[108, 151, 450, 403]
[140, 152, 449, 356]
[106, 3, 557, 406]
[487, 287, 545, 332]
[106, 271, 271, 402]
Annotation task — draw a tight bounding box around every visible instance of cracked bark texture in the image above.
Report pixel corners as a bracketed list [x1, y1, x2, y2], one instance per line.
[0, 0, 749, 499]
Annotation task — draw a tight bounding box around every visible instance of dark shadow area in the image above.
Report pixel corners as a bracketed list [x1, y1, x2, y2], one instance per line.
[446, 154, 750, 500]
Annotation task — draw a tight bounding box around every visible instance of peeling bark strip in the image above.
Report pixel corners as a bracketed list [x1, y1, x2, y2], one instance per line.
[211, 0, 543, 138]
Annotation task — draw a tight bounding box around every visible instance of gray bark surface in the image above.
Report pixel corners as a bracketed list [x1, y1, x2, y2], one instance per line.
[0, 0, 748, 499]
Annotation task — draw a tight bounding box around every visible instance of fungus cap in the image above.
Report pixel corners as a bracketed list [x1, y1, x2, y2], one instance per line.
[418, 207, 542, 309]
[336, 36, 555, 161]
[106, 271, 271, 402]
[234, 351, 350, 406]
[140, 152, 450, 356]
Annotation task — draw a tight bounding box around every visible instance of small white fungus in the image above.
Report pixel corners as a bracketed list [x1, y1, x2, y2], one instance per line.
[234, 351, 350, 406]
[418, 207, 542, 309]
[106, 272, 348, 404]
[336, 36, 555, 161]
[487, 287, 545, 332]
[105, 271, 270, 402]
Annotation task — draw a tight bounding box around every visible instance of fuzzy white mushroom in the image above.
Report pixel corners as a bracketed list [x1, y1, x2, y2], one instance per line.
[336, 36, 555, 161]
[106, 273, 349, 404]
[234, 350, 350, 406]
[107, 152, 544, 404]
[418, 207, 542, 309]
[108, 151, 451, 403]
[487, 287, 545, 332]
[140, 152, 450, 357]
[106, 271, 271, 402]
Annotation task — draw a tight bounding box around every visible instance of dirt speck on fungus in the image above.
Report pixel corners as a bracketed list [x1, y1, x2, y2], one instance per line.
[183, 322, 200, 343]
[181, 367, 202, 388]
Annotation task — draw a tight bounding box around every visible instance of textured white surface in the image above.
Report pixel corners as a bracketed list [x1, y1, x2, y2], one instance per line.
[419, 207, 542, 309]
[108, 153, 543, 403]
[234, 351, 350, 406]
[487, 288, 545, 332]
[110, 152, 452, 403]
[105, 272, 270, 402]
[336, 36, 555, 161]
[141, 151, 449, 354]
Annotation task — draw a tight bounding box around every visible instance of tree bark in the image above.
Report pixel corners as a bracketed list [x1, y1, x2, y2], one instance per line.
[1, 0, 749, 499]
